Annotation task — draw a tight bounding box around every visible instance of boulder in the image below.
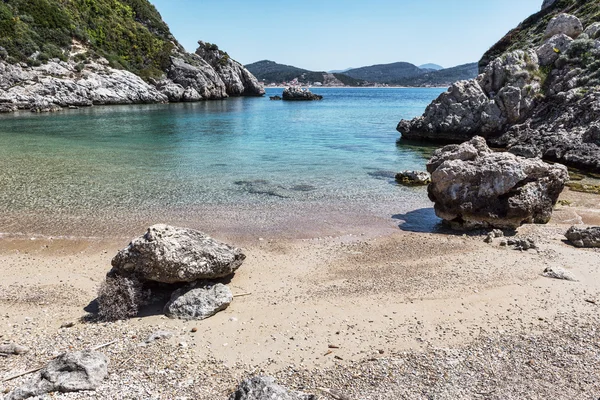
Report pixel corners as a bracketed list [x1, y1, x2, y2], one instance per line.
[395, 170, 431, 186]
[228, 376, 316, 400]
[111, 224, 245, 283]
[282, 86, 323, 101]
[164, 282, 232, 320]
[426, 137, 569, 229]
[6, 351, 108, 400]
[583, 22, 600, 40]
[565, 226, 600, 248]
[544, 13, 583, 39]
[536, 34, 573, 67]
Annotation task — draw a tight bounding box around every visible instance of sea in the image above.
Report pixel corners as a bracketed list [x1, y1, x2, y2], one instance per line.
[0, 87, 446, 239]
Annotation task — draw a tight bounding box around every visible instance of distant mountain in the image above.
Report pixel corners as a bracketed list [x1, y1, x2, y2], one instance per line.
[343, 62, 424, 83]
[394, 63, 479, 87]
[418, 63, 444, 71]
[245, 60, 364, 86]
[328, 68, 353, 73]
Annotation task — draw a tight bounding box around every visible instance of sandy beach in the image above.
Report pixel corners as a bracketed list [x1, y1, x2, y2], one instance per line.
[1, 187, 599, 399]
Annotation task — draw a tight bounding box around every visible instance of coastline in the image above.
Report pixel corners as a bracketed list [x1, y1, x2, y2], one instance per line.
[1, 188, 599, 398]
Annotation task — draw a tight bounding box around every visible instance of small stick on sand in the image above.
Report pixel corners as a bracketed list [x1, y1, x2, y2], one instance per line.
[90, 340, 118, 351]
[233, 292, 252, 298]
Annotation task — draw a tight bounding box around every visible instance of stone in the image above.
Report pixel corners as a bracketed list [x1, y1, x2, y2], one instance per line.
[543, 266, 576, 281]
[282, 86, 323, 101]
[544, 13, 583, 39]
[111, 224, 245, 283]
[228, 376, 316, 400]
[395, 170, 431, 186]
[583, 22, 600, 40]
[541, 0, 558, 10]
[426, 137, 569, 229]
[565, 226, 600, 248]
[536, 34, 573, 66]
[506, 237, 538, 251]
[146, 330, 174, 343]
[164, 282, 232, 320]
[6, 351, 108, 400]
[0, 343, 29, 355]
[270, 95, 282, 100]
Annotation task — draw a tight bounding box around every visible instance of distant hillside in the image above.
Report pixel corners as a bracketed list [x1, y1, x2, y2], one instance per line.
[480, 0, 600, 71]
[343, 62, 423, 83]
[394, 63, 479, 87]
[245, 60, 364, 86]
[418, 63, 444, 70]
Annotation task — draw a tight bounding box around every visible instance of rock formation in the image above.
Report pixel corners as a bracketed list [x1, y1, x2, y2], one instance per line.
[282, 86, 323, 101]
[565, 226, 600, 248]
[426, 137, 568, 229]
[395, 170, 431, 186]
[6, 351, 108, 400]
[398, 10, 600, 172]
[111, 224, 245, 283]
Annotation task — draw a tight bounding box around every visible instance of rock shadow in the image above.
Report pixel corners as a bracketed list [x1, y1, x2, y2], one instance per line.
[393, 208, 445, 233]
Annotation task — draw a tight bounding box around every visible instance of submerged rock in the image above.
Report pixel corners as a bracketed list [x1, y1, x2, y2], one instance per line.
[270, 95, 282, 100]
[565, 226, 600, 248]
[228, 376, 316, 400]
[6, 351, 108, 400]
[282, 86, 323, 101]
[111, 224, 245, 283]
[395, 170, 431, 186]
[427, 137, 568, 229]
[164, 282, 232, 320]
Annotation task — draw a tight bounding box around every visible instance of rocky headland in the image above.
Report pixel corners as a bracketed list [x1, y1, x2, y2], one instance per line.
[0, 1, 264, 113]
[398, 1, 600, 173]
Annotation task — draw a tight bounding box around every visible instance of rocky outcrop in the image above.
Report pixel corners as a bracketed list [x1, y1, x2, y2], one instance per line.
[398, 14, 600, 172]
[0, 42, 264, 112]
[228, 376, 316, 400]
[565, 226, 600, 248]
[0, 58, 168, 112]
[195, 41, 264, 97]
[164, 282, 233, 320]
[426, 137, 568, 229]
[282, 86, 323, 101]
[6, 351, 108, 400]
[111, 224, 245, 283]
[545, 13, 583, 39]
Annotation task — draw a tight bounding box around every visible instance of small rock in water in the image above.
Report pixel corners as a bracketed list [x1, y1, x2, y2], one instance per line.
[395, 170, 431, 186]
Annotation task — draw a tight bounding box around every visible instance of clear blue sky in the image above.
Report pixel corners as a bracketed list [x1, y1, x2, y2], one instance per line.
[150, 0, 542, 71]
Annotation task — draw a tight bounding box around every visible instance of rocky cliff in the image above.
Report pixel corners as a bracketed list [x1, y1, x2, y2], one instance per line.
[398, 1, 600, 172]
[0, 0, 263, 113]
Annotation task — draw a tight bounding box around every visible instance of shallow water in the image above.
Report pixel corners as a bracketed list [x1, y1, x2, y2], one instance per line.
[0, 87, 445, 238]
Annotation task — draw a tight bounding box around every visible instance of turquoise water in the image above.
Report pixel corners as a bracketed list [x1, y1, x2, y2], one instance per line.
[0, 87, 444, 237]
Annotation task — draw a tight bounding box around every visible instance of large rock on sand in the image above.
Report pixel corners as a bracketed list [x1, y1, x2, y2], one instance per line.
[426, 137, 569, 229]
[565, 226, 600, 248]
[6, 351, 108, 400]
[228, 376, 316, 400]
[111, 224, 245, 283]
[164, 282, 233, 320]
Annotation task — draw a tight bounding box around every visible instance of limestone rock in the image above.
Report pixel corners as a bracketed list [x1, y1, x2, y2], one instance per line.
[0, 343, 29, 355]
[536, 34, 573, 66]
[111, 224, 245, 283]
[583, 22, 600, 40]
[541, 0, 558, 10]
[195, 41, 264, 97]
[565, 226, 600, 248]
[395, 170, 431, 186]
[164, 282, 233, 320]
[228, 376, 316, 400]
[282, 86, 323, 101]
[544, 13, 583, 39]
[165, 56, 228, 101]
[543, 266, 576, 281]
[6, 351, 108, 400]
[426, 137, 568, 229]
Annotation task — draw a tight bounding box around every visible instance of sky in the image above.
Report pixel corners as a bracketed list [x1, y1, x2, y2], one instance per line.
[150, 0, 543, 71]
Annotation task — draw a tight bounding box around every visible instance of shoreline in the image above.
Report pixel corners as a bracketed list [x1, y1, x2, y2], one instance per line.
[1, 189, 599, 398]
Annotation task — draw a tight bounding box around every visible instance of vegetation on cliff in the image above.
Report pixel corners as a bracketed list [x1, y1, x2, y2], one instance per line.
[0, 0, 176, 79]
[244, 60, 365, 86]
[480, 0, 600, 71]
